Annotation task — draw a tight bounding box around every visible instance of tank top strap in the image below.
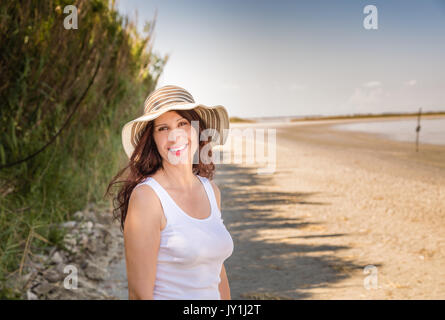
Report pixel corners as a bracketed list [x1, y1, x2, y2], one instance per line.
[134, 177, 181, 225]
[197, 175, 221, 218]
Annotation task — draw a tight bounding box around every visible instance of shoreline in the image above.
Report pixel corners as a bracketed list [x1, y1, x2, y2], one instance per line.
[230, 114, 445, 128]
[226, 116, 445, 176]
[230, 113, 445, 126]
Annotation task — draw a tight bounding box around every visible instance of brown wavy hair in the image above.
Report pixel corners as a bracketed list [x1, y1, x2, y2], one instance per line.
[104, 109, 216, 232]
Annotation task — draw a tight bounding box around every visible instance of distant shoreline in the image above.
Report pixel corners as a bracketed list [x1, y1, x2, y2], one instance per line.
[229, 111, 445, 123]
[290, 111, 445, 122]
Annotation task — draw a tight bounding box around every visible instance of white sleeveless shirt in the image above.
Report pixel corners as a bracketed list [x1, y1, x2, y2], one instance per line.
[134, 174, 234, 300]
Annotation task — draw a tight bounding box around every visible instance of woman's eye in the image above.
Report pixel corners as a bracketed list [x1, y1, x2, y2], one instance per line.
[158, 122, 188, 131]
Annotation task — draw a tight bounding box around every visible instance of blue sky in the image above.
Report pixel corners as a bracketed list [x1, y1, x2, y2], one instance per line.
[116, 0, 445, 118]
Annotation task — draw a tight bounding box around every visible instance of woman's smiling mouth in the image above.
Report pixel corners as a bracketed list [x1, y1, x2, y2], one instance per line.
[168, 143, 188, 153]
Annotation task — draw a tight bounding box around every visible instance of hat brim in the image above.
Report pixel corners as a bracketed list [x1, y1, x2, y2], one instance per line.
[122, 102, 230, 159]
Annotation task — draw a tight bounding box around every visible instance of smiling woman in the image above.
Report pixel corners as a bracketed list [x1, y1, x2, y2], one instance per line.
[155, 115, 192, 157]
[106, 85, 233, 300]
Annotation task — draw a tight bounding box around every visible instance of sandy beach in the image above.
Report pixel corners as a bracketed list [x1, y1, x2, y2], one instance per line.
[215, 115, 445, 299]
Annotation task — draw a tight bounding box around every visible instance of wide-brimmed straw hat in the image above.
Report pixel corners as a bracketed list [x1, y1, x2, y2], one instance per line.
[122, 85, 230, 159]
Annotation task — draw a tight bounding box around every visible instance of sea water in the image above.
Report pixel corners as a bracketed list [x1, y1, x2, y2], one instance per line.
[331, 118, 445, 146]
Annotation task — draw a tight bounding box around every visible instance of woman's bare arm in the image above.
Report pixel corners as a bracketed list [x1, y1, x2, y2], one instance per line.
[219, 263, 231, 299]
[210, 180, 232, 300]
[124, 185, 163, 300]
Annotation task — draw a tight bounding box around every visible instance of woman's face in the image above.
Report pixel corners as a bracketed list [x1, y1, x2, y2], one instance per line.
[152, 111, 199, 165]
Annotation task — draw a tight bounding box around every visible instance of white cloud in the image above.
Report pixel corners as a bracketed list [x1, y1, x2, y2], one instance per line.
[404, 79, 417, 86]
[348, 87, 383, 106]
[348, 81, 384, 110]
[363, 81, 382, 88]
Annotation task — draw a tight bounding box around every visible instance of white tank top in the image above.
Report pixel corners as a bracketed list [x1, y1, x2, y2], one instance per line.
[134, 174, 234, 300]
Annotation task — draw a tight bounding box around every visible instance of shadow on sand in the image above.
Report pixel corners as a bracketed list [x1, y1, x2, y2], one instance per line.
[214, 163, 375, 300]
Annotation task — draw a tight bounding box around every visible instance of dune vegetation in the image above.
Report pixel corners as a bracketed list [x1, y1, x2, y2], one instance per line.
[0, 0, 168, 298]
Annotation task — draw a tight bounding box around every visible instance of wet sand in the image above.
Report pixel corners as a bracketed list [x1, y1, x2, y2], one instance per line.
[216, 116, 445, 299]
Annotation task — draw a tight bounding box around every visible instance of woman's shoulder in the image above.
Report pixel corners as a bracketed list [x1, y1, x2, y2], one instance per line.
[130, 181, 159, 207]
[204, 177, 221, 210]
[130, 176, 162, 209]
[127, 182, 163, 226]
[207, 178, 219, 191]
[134, 173, 160, 189]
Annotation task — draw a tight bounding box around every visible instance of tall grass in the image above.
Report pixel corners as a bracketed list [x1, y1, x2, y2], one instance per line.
[0, 0, 168, 298]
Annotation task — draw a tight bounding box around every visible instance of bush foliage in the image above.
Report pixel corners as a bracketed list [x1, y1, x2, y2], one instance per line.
[0, 0, 168, 298]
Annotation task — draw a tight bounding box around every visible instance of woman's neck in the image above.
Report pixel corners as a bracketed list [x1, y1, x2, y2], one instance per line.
[158, 165, 197, 191]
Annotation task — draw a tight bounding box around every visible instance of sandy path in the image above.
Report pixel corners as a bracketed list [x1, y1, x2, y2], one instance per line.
[216, 117, 445, 299]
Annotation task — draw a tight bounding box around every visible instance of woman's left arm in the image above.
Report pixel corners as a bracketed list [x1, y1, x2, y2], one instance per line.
[219, 263, 231, 300]
[210, 180, 232, 300]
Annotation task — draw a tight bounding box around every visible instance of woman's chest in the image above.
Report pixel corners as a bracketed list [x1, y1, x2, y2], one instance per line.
[159, 221, 234, 265]
[165, 187, 212, 219]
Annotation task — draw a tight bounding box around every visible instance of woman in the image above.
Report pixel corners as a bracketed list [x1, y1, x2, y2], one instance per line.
[107, 85, 233, 300]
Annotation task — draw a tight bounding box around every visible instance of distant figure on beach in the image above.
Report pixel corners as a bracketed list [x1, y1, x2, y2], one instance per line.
[107, 85, 233, 300]
[416, 108, 422, 152]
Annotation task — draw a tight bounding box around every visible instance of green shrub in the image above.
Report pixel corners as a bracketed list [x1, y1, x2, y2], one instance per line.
[0, 0, 168, 297]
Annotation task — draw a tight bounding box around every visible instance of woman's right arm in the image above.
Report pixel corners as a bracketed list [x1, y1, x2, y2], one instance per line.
[124, 185, 162, 300]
